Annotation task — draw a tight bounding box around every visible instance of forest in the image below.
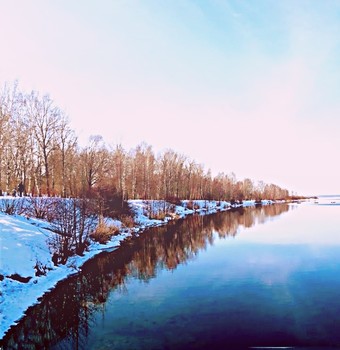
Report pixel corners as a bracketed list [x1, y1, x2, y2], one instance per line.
[0, 82, 290, 203]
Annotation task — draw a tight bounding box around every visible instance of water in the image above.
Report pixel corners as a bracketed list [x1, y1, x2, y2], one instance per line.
[2, 200, 340, 349]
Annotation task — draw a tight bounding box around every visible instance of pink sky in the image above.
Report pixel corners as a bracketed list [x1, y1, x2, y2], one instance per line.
[1, 0, 339, 195]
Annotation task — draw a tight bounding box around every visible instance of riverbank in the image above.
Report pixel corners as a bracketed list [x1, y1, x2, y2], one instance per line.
[0, 198, 275, 339]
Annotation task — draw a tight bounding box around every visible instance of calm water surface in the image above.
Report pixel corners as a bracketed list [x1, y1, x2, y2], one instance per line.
[2, 199, 340, 349]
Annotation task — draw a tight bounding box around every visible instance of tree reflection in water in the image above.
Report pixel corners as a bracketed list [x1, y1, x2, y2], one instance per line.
[1, 204, 290, 349]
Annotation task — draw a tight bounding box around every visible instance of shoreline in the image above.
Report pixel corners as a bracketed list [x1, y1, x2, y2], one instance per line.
[0, 198, 281, 339]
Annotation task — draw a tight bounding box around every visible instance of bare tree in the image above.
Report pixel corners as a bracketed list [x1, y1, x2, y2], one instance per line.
[26, 92, 61, 196]
[80, 135, 107, 193]
[111, 143, 127, 199]
[50, 198, 97, 260]
[126, 143, 156, 200]
[243, 178, 254, 200]
[56, 113, 78, 197]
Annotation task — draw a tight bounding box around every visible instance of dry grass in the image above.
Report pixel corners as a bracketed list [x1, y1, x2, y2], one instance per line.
[149, 211, 167, 220]
[91, 222, 120, 244]
[119, 214, 135, 228]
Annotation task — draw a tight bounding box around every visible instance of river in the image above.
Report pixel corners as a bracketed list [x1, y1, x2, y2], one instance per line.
[2, 199, 340, 349]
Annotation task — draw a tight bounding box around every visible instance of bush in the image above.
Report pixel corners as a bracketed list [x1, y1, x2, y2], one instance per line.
[146, 200, 175, 220]
[149, 211, 167, 220]
[186, 200, 194, 210]
[0, 198, 27, 215]
[91, 222, 120, 244]
[89, 186, 132, 218]
[23, 197, 58, 221]
[186, 200, 200, 211]
[0, 199, 19, 215]
[34, 260, 51, 276]
[49, 198, 97, 260]
[166, 196, 182, 206]
[119, 214, 135, 228]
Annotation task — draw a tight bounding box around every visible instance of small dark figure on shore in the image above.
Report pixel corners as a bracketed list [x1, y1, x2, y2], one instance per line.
[12, 189, 17, 197]
[18, 182, 24, 197]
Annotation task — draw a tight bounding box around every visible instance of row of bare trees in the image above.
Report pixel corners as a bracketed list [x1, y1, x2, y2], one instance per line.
[0, 83, 289, 202]
[0, 83, 77, 197]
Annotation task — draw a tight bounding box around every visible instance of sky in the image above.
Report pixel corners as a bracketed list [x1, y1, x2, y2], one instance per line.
[1, 0, 339, 196]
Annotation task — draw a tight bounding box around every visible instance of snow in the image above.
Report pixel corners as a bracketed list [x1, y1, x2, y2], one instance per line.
[0, 196, 277, 339]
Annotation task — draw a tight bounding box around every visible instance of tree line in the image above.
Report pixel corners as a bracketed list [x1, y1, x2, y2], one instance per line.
[0, 82, 290, 202]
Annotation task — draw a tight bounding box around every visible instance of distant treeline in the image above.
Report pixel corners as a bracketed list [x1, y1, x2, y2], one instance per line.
[0, 82, 291, 201]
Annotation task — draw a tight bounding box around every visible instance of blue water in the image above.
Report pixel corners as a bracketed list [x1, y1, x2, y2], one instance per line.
[2, 201, 340, 349]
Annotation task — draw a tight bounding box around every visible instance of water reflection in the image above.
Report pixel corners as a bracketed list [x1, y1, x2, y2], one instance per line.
[1, 204, 290, 349]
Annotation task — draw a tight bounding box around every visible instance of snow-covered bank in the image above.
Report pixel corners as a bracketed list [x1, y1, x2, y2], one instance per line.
[0, 198, 274, 339]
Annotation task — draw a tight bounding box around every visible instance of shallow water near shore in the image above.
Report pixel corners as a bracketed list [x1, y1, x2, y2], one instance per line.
[2, 199, 340, 349]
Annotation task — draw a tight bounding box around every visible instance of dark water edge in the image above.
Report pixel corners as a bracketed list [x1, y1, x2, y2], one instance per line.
[3, 203, 340, 349]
